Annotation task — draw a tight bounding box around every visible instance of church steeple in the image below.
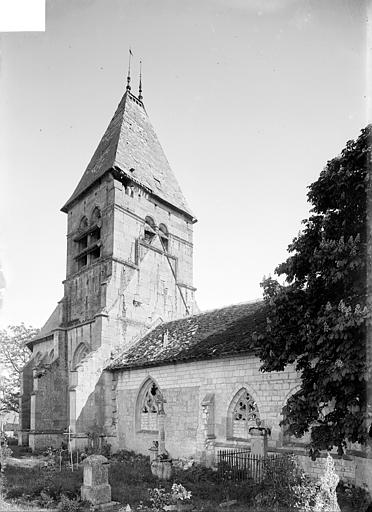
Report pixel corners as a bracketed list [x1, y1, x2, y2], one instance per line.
[62, 72, 195, 221]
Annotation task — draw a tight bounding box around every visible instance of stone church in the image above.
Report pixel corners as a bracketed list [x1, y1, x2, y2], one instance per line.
[19, 74, 371, 489]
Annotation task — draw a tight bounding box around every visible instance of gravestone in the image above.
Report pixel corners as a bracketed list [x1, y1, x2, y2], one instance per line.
[249, 422, 269, 457]
[81, 454, 112, 509]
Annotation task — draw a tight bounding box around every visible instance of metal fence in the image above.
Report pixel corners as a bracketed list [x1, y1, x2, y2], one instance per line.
[217, 449, 281, 483]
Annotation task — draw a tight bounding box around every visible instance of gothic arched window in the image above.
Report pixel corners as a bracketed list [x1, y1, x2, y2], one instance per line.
[75, 208, 102, 270]
[136, 379, 164, 432]
[89, 207, 102, 261]
[33, 351, 42, 367]
[144, 217, 156, 244]
[72, 342, 89, 370]
[227, 388, 260, 440]
[159, 224, 169, 252]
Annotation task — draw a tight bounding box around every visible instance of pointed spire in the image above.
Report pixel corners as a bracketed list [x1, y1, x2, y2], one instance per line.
[126, 48, 132, 91]
[138, 60, 143, 101]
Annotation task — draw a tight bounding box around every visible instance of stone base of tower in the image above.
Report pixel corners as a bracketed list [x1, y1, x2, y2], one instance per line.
[28, 431, 65, 452]
[18, 430, 30, 447]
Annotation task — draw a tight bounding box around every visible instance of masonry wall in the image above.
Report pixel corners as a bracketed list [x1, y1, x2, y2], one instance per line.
[114, 355, 301, 460]
[18, 359, 33, 444]
[29, 331, 69, 450]
[56, 173, 196, 445]
[296, 453, 372, 496]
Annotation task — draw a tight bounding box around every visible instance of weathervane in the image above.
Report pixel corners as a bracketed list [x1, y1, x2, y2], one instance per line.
[126, 48, 132, 91]
[138, 60, 143, 101]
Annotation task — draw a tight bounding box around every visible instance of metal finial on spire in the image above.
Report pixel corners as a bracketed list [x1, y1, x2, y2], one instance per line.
[138, 60, 143, 101]
[126, 48, 132, 91]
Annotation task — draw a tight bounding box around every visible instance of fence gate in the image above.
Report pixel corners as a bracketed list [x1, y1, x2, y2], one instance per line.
[217, 449, 280, 483]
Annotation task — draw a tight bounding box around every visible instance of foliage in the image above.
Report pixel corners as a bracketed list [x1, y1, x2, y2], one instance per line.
[337, 480, 371, 512]
[0, 324, 39, 413]
[4, 465, 83, 501]
[254, 454, 319, 511]
[174, 463, 218, 484]
[57, 494, 89, 512]
[147, 484, 191, 511]
[313, 454, 340, 512]
[255, 125, 372, 455]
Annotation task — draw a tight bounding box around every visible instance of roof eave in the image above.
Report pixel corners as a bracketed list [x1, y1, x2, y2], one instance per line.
[107, 348, 256, 372]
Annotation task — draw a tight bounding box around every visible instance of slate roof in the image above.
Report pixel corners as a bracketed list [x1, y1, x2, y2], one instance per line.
[108, 301, 267, 371]
[62, 91, 194, 219]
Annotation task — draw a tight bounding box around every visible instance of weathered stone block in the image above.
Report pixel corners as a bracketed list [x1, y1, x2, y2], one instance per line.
[81, 483, 111, 505]
[81, 455, 111, 506]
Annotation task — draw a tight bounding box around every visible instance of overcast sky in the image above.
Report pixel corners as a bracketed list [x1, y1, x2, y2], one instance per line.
[0, 0, 368, 329]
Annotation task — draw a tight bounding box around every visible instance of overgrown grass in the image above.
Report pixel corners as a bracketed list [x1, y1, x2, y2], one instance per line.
[5, 466, 83, 501]
[10, 445, 33, 458]
[3, 450, 371, 512]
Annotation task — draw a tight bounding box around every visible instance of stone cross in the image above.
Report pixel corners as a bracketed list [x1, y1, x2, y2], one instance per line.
[156, 395, 167, 455]
[81, 454, 112, 508]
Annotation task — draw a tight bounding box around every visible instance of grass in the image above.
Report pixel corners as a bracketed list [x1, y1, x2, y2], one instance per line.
[3, 452, 258, 511]
[2, 450, 371, 512]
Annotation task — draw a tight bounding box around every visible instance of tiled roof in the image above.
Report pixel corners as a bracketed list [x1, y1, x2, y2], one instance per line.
[108, 301, 267, 370]
[62, 91, 194, 219]
[26, 303, 62, 347]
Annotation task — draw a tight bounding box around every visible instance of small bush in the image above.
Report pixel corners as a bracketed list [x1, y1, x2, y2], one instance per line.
[6, 436, 18, 446]
[254, 454, 319, 511]
[337, 480, 371, 512]
[57, 495, 82, 512]
[174, 464, 218, 483]
[4, 465, 83, 502]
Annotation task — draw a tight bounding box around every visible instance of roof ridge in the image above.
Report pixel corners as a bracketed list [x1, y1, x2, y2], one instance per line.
[107, 298, 267, 371]
[158, 299, 263, 327]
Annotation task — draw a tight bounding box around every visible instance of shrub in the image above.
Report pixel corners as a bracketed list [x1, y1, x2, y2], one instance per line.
[4, 465, 83, 502]
[254, 454, 319, 511]
[337, 480, 371, 512]
[57, 495, 82, 512]
[174, 463, 218, 484]
[6, 436, 18, 446]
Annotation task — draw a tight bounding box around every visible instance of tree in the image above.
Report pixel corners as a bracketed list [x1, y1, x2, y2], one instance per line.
[0, 324, 39, 413]
[255, 125, 371, 457]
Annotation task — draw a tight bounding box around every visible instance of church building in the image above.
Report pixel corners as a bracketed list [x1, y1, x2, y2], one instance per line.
[20, 71, 332, 470]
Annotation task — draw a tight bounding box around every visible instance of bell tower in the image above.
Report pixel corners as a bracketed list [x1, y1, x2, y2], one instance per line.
[58, 78, 197, 443]
[22, 72, 197, 452]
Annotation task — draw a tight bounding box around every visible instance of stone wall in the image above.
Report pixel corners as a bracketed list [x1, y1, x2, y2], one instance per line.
[296, 452, 372, 496]
[28, 331, 69, 450]
[18, 358, 33, 444]
[114, 354, 301, 459]
[114, 355, 372, 494]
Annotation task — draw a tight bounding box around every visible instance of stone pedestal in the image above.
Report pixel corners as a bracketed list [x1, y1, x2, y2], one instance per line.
[158, 410, 166, 455]
[148, 441, 159, 462]
[249, 426, 269, 457]
[81, 455, 112, 508]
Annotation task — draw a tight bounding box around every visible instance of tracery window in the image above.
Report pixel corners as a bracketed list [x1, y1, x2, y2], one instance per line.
[227, 388, 260, 440]
[137, 379, 164, 432]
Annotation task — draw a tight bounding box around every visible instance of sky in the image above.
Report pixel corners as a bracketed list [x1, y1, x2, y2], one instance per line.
[0, 0, 369, 329]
